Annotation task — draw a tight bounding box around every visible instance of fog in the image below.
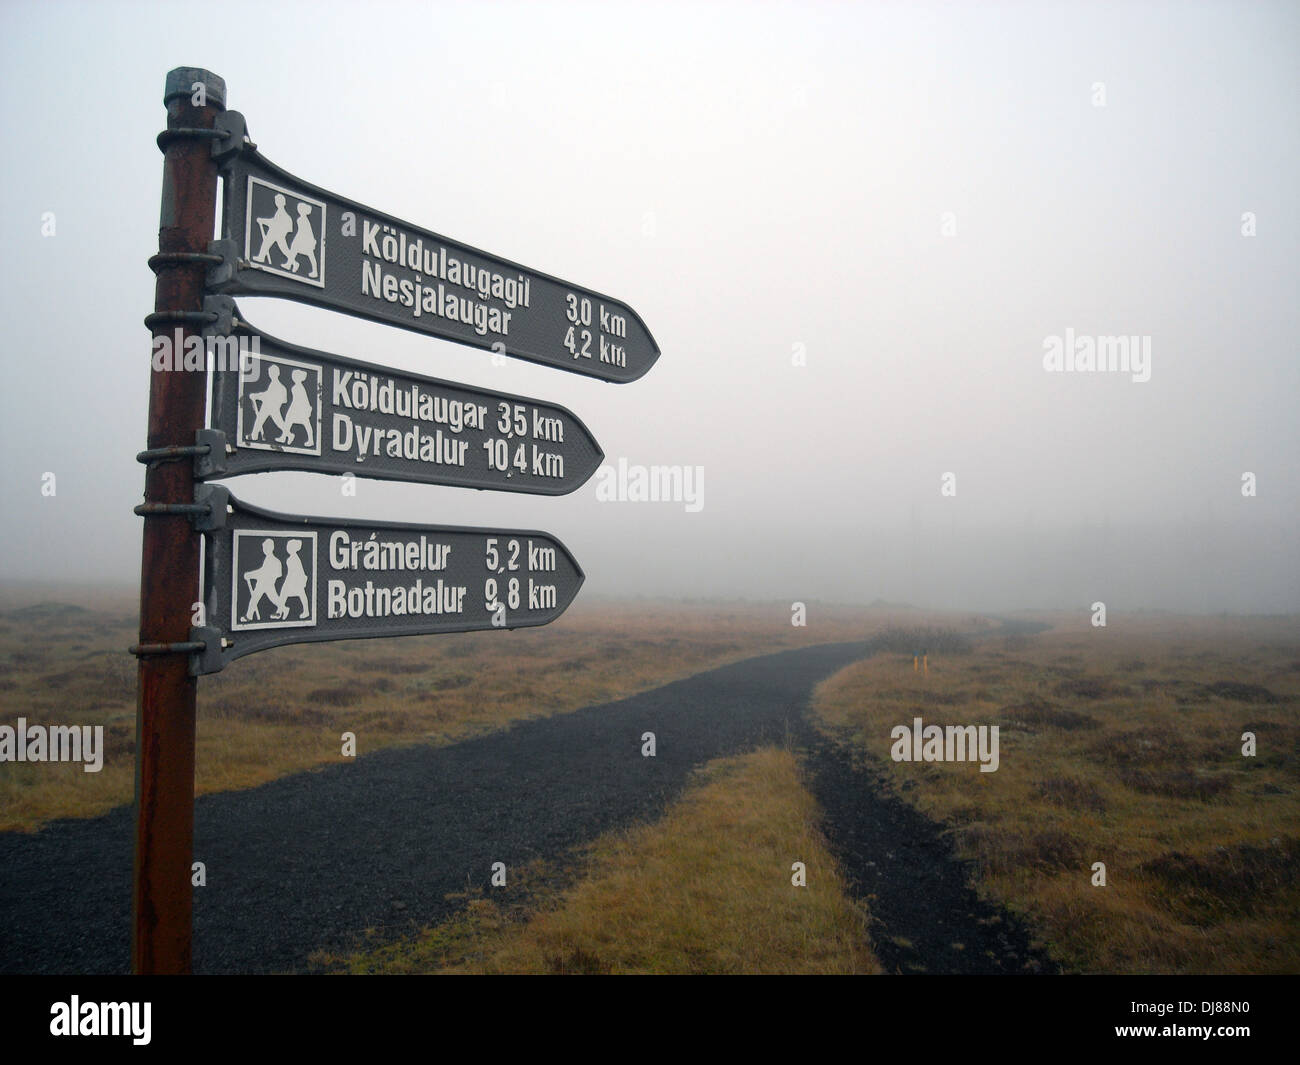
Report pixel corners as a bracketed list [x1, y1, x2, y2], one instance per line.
[0, 0, 1295, 613]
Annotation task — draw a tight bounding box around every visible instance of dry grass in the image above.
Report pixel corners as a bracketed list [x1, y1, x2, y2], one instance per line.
[812, 611, 1300, 974]
[0, 584, 962, 832]
[314, 746, 881, 974]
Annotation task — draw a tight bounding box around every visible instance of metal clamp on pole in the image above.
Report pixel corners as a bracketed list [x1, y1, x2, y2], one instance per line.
[187, 626, 226, 677]
[193, 429, 229, 478]
[136, 441, 211, 468]
[202, 294, 238, 336]
[148, 251, 224, 273]
[191, 483, 230, 530]
[130, 638, 209, 657]
[136, 430, 229, 477]
[143, 309, 219, 330]
[205, 239, 240, 289]
[210, 110, 254, 165]
[128, 627, 226, 677]
[155, 108, 253, 161]
[133, 502, 211, 518]
[133, 484, 230, 531]
[155, 126, 226, 152]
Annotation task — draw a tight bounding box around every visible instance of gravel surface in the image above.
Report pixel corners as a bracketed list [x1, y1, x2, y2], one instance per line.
[804, 615, 1061, 974]
[1, 630, 1060, 975]
[0, 641, 865, 974]
[803, 737, 1060, 974]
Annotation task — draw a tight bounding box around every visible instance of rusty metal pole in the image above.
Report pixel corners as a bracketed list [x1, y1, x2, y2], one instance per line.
[133, 67, 225, 975]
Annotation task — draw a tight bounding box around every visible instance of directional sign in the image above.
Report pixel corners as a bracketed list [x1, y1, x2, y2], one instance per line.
[207, 112, 659, 383]
[195, 489, 583, 671]
[201, 299, 603, 495]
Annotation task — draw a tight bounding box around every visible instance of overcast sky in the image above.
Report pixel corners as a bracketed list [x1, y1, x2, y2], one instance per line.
[0, 0, 1295, 613]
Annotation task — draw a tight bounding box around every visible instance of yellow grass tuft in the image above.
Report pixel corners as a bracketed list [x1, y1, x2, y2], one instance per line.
[316, 746, 881, 975]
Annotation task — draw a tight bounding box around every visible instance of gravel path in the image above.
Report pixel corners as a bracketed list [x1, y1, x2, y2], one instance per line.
[0, 641, 864, 974]
[803, 738, 1060, 973]
[801, 615, 1059, 973]
[0, 630, 1060, 975]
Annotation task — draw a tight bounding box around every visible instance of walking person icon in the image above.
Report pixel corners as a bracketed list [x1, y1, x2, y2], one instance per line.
[273, 539, 311, 621]
[284, 202, 319, 277]
[248, 364, 289, 442]
[241, 539, 283, 623]
[254, 193, 294, 268]
[277, 369, 315, 447]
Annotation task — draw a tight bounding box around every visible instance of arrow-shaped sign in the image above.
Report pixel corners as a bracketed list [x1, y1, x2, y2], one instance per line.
[208, 112, 659, 383]
[195, 488, 584, 671]
[201, 298, 603, 495]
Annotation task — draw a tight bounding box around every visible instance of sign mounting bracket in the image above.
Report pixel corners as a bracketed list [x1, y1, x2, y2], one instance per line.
[210, 110, 254, 166]
[187, 626, 226, 677]
[205, 240, 241, 289]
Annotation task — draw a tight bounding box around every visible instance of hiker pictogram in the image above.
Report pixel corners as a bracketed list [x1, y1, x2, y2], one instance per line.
[237, 354, 322, 456]
[232, 531, 317, 631]
[279, 370, 315, 447]
[244, 176, 326, 287]
[283, 203, 319, 277]
[273, 539, 311, 620]
[248, 364, 288, 442]
[240, 537, 282, 623]
[253, 193, 294, 268]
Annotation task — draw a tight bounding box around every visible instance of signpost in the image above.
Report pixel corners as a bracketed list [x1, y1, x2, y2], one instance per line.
[201, 298, 604, 495]
[207, 112, 660, 383]
[134, 68, 658, 975]
[192, 489, 583, 672]
[134, 67, 224, 978]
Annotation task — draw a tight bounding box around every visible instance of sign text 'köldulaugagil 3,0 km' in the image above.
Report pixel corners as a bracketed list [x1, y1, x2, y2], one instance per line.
[207, 110, 658, 384]
[132, 68, 659, 974]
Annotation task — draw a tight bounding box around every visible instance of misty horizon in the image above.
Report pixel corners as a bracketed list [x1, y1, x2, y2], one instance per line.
[1, 1, 1295, 616]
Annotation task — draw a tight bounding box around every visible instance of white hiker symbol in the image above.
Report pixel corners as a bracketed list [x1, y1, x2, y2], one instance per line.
[241, 538, 282, 623]
[248, 364, 288, 442]
[283, 202, 319, 278]
[253, 193, 294, 268]
[277, 369, 315, 447]
[272, 539, 311, 621]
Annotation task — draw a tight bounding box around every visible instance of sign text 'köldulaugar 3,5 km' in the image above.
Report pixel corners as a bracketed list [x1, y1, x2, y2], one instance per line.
[199, 296, 604, 495]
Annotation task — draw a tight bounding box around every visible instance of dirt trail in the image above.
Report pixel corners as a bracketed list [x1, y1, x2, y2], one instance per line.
[0, 642, 863, 973]
[797, 616, 1060, 973]
[0, 630, 1059, 974]
[801, 736, 1059, 974]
